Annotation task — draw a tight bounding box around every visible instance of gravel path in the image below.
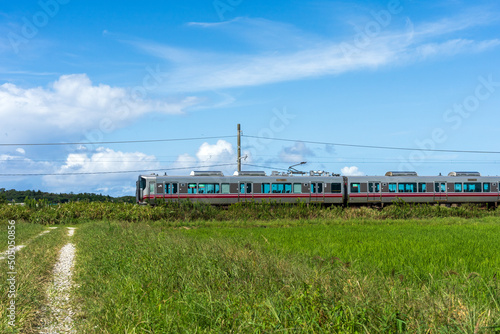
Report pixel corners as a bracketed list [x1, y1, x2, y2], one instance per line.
[39, 228, 77, 334]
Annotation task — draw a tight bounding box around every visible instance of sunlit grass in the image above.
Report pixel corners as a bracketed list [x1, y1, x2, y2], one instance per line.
[73, 219, 500, 333]
[0, 222, 47, 253]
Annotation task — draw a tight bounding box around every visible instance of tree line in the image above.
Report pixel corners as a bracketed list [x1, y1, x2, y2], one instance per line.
[0, 188, 135, 204]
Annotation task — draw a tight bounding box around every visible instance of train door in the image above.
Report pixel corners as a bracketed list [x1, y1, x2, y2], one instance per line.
[310, 182, 325, 203]
[148, 181, 156, 204]
[493, 182, 499, 203]
[367, 182, 381, 202]
[434, 182, 447, 202]
[238, 182, 253, 202]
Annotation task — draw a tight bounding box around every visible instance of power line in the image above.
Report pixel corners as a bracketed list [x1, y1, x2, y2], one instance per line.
[0, 135, 236, 147]
[0, 163, 237, 177]
[243, 135, 500, 154]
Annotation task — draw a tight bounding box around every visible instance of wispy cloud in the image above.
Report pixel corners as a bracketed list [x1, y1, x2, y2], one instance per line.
[127, 11, 500, 93]
[416, 38, 500, 58]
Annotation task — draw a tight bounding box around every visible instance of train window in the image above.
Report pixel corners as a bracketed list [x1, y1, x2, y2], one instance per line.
[205, 184, 220, 194]
[311, 183, 323, 194]
[221, 183, 230, 194]
[350, 183, 360, 193]
[284, 183, 292, 193]
[464, 183, 481, 193]
[293, 183, 302, 193]
[198, 184, 206, 194]
[418, 183, 426, 193]
[149, 182, 155, 194]
[172, 183, 178, 194]
[434, 183, 446, 192]
[240, 183, 245, 194]
[331, 183, 342, 193]
[368, 183, 380, 193]
[483, 183, 491, 192]
[454, 183, 463, 192]
[398, 183, 416, 192]
[272, 183, 284, 193]
[388, 183, 397, 192]
[246, 183, 252, 193]
[262, 183, 270, 193]
[188, 183, 197, 194]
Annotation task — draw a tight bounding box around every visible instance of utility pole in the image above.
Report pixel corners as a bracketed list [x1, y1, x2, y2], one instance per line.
[237, 124, 241, 172]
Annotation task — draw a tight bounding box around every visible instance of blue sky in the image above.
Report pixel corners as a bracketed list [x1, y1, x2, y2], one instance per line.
[1, 0, 500, 196]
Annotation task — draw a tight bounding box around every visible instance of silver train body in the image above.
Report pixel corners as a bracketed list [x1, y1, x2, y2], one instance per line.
[136, 171, 500, 206]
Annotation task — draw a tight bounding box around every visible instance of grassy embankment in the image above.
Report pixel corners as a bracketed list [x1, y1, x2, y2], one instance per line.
[72, 218, 500, 333]
[1, 200, 499, 225]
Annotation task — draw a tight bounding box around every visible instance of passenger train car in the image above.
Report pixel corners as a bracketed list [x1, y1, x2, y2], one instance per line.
[136, 170, 500, 206]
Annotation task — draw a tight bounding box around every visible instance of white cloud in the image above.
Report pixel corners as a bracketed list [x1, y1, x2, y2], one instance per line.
[341, 166, 365, 176]
[279, 142, 314, 163]
[42, 147, 160, 196]
[0, 74, 201, 143]
[416, 39, 500, 58]
[15, 148, 25, 154]
[170, 140, 250, 175]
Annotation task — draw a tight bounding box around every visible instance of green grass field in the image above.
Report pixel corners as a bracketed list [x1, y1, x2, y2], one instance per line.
[1, 214, 498, 333]
[69, 218, 500, 333]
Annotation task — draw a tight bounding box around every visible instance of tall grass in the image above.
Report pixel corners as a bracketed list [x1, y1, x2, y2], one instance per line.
[72, 220, 500, 333]
[1, 200, 498, 225]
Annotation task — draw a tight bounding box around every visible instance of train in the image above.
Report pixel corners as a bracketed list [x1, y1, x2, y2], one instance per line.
[136, 170, 500, 206]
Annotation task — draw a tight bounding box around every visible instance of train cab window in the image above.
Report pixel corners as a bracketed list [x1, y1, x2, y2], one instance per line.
[293, 183, 302, 193]
[221, 183, 230, 194]
[418, 183, 426, 193]
[350, 183, 360, 193]
[262, 183, 270, 194]
[149, 182, 155, 194]
[331, 183, 342, 193]
[454, 183, 463, 192]
[483, 183, 491, 192]
[188, 183, 197, 194]
[388, 183, 397, 192]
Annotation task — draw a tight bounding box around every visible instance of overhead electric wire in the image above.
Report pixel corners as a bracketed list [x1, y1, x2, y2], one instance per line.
[0, 163, 237, 177]
[0, 135, 237, 147]
[243, 135, 500, 154]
